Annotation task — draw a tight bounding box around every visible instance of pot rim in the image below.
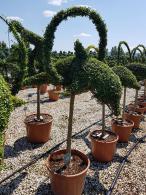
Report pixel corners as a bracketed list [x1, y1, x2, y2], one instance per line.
[48, 89, 60, 94]
[124, 111, 143, 117]
[24, 113, 53, 125]
[89, 129, 119, 144]
[46, 149, 90, 178]
[111, 118, 134, 127]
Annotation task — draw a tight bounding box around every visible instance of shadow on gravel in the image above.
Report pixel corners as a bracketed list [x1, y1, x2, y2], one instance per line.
[84, 172, 107, 195]
[0, 172, 27, 194]
[117, 142, 128, 149]
[4, 137, 43, 159]
[36, 182, 53, 195]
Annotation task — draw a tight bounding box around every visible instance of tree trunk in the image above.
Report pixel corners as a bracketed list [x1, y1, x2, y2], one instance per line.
[65, 93, 75, 165]
[101, 104, 105, 137]
[134, 89, 138, 112]
[122, 87, 126, 120]
[144, 80, 146, 99]
[37, 85, 41, 120]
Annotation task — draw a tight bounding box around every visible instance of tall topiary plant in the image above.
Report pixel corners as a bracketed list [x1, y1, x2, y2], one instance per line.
[43, 7, 122, 168]
[0, 16, 28, 95]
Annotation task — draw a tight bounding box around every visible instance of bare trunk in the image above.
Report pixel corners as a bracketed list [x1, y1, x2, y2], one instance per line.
[144, 80, 146, 99]
[122, 87, 126, 120]
[37, 85, 40, 120]
[65, 93, 75, 164]
[134, 89, 138, 112]
[101, 104, 105, 137]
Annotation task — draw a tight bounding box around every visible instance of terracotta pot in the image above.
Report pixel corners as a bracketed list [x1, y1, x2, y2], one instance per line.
[40, 84, 48, 94]
[111, 119, 134, 142]
[55, 85, 62, 91]
[89, 130, 118, 162]
[24, 113, 53, 143]
[46, 149, 90, 195]
[124, 112, 143, 129]
[127, 103, 145, 114]
[48, 89, 60, 101]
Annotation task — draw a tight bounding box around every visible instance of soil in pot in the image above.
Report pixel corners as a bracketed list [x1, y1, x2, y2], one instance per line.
[112, 118, 134, 142]
[40, 84, 48, 94]
[24, 113, 53, 143]
[48, 89, 60, 101]
[46, 149, 90, 195]
[89, 130, 118, 162]
[124, 111, 143, 129]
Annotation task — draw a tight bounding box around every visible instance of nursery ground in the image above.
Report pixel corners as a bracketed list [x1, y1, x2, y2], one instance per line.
[0, 88, 146, 195]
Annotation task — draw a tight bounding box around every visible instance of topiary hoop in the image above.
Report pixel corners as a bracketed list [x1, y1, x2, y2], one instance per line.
[43, 7, 107, 73]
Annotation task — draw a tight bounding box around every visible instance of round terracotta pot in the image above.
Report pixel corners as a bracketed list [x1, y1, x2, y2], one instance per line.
[124, 112, 143, 129]
[89, 130, 118, 162]
[55, 85, 62, 91]
[40, 84, 48, 94]
[127, 103, 145, 114]
[48, 89, 60, 101]
[111, 119, 134, 142]
[46, 149, 90, 195]
[24, 113, 53, 143]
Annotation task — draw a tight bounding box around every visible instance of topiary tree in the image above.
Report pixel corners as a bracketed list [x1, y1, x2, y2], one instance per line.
[43, 7, 122, 164]
[117, 41, 132, 64]
[0, 16, 28, 95]
[126, 63, 146, 110]
[112, 66, 140, 119]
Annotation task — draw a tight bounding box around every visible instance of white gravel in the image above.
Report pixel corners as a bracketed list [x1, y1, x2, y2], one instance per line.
[0, 87, 145, 195]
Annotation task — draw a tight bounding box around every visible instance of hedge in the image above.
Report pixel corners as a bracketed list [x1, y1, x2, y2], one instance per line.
[0, 75, 13, 133]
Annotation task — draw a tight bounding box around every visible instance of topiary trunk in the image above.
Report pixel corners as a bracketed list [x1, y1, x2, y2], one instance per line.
[101, 104, 105, 137]
[122, 87, 126, 120]
[134, 89, 138, 112]
[37, 85, 41, 120]
[64, 92, 75, 165]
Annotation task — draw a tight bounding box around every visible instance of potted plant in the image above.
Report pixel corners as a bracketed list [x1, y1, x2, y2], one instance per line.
[112, 65, 140, 142]
[44, 8, 121, 195]
[10, 20, 53, 143]
[43, 7, 122, 194]
[125, 62, 146, 128]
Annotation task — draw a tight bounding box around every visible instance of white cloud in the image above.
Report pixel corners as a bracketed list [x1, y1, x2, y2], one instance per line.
[48, 0, 67, 6]
[73, 33, 92, 38]
[43, 10, 57, 17]
[6, 16, 23, 22]
[75, 4, 96, 10]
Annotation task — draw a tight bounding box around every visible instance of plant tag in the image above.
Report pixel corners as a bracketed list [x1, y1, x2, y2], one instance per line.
[92, 132, 102, 138]
[103, 134, 109, 139]
[64, 153, 71, 165]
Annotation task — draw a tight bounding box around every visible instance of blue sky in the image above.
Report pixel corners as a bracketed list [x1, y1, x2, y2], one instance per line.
[0, 0, 146, 52]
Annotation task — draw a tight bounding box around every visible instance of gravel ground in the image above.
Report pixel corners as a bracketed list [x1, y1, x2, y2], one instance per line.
[0, 87, 146, 195]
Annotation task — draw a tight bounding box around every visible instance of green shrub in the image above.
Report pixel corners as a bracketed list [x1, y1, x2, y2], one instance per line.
[11, 96, 26, 108]
[0, 75, 13, 133]
[126, 63, 146, 81]
[112, 66, 140, 90]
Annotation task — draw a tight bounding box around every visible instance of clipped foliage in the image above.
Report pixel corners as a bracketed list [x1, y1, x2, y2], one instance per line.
[0, 16, 28, 95]
[43, 7, 107, 78]
[112, 66, 140, 90]
[11, 96, 26, 108]
[0, 75, 13, 133]
[131, 47, 145, 62]
[126, 63, 146, 81]
[54, 41, 122, 116]
[117, 41, 131, 63]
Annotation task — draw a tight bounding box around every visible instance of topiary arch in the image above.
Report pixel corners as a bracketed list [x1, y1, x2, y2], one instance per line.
[117, 41, 131, 64]
[0, 16, 28, 94]
[43, 7, 107, 73]
[131, 47, 144, 62]
[86, 45, 99, 54]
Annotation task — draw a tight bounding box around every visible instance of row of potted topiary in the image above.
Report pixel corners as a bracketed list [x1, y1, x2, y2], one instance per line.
[1, 6, 146, 195]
